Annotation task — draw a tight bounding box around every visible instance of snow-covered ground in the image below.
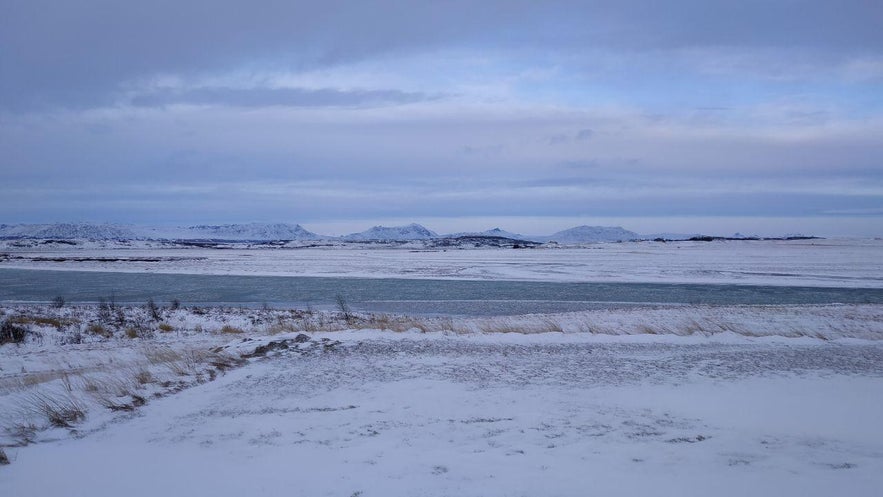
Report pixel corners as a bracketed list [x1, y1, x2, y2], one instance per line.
[1, 303, 882, 495]
[2, 237, 882, 494]
[2, 327, 882, 496]
[3, 238, 883, 287]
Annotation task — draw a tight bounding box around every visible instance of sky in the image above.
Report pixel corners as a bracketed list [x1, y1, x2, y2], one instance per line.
[1, 1, 882, 236]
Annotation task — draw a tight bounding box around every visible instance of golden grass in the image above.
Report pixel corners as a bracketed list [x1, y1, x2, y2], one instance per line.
[220, 325, 244, 334]
[87, 323, 112, 338]
[8, 315, 75, 329]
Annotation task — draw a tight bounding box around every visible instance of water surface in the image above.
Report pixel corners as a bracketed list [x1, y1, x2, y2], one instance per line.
[2, 268, 881, 316]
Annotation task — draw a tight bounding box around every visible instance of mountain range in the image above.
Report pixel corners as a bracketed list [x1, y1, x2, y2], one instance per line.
[0, 222, 806, 244]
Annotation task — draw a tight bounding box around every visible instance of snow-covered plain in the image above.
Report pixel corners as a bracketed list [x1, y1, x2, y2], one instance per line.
[2, 327, 882, 497]
[2, 239, 882, 495]
[2, 238, 883, 287]
[1, 303, 882, 496]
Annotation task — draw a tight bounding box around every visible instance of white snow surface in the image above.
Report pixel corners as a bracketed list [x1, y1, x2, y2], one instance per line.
[169, 223, 322, 240]
[2, 238, 882, 288]
[1, 325, 882, 496]
[0, 222, 653, 243]
[0, 223, 139, 240]
[537, 225, 641, 243]
[343, 223, 439, 241]
[0, 222, 325, 241]
[3, 222, 795, 244]
[1, 233, 882, 496]
[445, 228, 530, 240]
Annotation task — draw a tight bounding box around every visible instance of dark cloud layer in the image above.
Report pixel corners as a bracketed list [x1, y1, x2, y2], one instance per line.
[2, 1, 881, 111]
[1, 1, 881, 235]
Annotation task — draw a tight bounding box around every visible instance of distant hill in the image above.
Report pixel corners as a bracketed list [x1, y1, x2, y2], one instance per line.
[175, 223, 322, 241]
[537, 225, 640, 243]
[0, 222, 815, 244]
[0, 222, 322, 241]
[343, 223, 438, 241]
[445, 227, 529, 240]
[0, 223, 138, 240]
[429, 235, 541, 249]
[643, 232, 703, 241]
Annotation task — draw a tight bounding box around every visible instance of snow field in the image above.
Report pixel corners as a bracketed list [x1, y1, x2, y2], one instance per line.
[3, 238, 883, 288]
[1, 303, 882, 496]
[2, 331, 882, 496]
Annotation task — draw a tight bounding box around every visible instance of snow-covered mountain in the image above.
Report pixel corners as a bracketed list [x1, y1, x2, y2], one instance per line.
[0, 223, 138, 240]
[538, 226, 640, 243]
[176, 223, 322, 241]
[343, 223, 438, 241]
[4, 222, 809, 244]
[446, 226, 641, 243]
[445, 227, 530, 240]
[644, 232, 703, 241]
[0, 222, 322, 241]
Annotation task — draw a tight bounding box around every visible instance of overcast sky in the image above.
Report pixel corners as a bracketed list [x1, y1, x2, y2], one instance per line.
[2, 1, 882, 236]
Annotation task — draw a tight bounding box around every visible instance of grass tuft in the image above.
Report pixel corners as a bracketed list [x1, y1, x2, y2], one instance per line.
[25, 392, 86, 428]
[134, 369, 153, 385]
[87, 323, 112, 338]
[1, 320, 30, 345]
[8, 315, 68, 329]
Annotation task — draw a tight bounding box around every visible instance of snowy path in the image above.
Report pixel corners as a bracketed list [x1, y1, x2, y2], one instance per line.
[2, 333, 883, 496]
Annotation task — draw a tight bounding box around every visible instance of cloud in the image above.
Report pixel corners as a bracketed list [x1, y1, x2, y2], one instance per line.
[557, 160, 600, 170]
[0, 1, 881, 234]
[129, 86, 442, 108]
[575, 129, 594, 141]
[546, 129, 594, 145]
[2, 1, 881, 112]
[821, 207, 883, 216]
[547, 134, 570, 145]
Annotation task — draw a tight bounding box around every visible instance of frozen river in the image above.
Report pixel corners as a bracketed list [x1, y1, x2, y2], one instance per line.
[3, 238, 882, 314]
[2, 268, 883, 316]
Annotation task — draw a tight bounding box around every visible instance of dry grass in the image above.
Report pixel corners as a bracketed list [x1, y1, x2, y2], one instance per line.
[635, 324, 659, 335]
[3, 372, 57, 391]
[81, 374, 140, 411]
[143, 347, 183, 365]
[24, 391, 86, 428]
[87, 323, 112, 338]
[158, 323, 174, 333]
[476, 317, 566, 334]
[351, 314, 432, 333]
[1, 320, 31, 345]
[143, 346, 210, 376]
[540, 317, 564, 333]
[5, 423, 37, 447]
[7, 315, 75, 329]
[682, 319, 704, 335]
[255, 312, 444, 334]
[85, 375, 145, 411]
[134, 369, 153, 385]
[435, 317, 456, 333]
[220, 325, 244, 334]
[80, 373, 136, 398]
[266, 320, 299, 335]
